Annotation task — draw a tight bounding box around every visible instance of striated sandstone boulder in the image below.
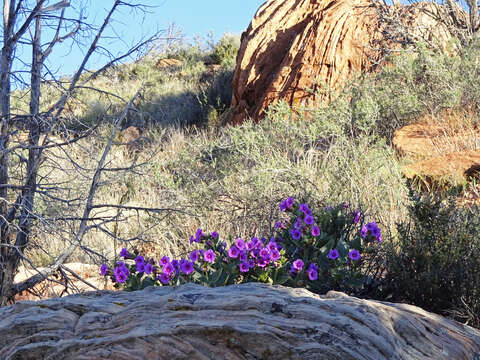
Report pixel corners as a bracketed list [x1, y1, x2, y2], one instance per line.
[1, 283, 480, 359]
[393, 116, 480, 190]
[230, 0, 453, 124]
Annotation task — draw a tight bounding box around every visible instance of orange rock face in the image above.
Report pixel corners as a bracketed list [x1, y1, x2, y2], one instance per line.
[393, 114, 480, 191]
[230, 0, 453, 124]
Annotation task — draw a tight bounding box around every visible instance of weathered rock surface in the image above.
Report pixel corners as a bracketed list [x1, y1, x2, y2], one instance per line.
[393, 119, 480, 189]
[1, 283, 479, 359]
[13, 263, 112, 302]
[230, 0, 453, 124]
[155, 58, 183, 70]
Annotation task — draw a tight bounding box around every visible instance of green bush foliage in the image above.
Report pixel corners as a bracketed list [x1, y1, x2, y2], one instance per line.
[308, 41, 480, 142]
[211, 33, 240, 67]
[378, 188, 480, 328]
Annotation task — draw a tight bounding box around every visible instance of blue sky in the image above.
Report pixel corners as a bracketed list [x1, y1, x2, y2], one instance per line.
[37, 0, 265, 77]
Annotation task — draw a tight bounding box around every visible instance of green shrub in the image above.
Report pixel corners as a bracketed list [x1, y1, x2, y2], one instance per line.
[378, 188, 480, 327]
[211, 33, 240, 67]
[308, 41, 480, 142]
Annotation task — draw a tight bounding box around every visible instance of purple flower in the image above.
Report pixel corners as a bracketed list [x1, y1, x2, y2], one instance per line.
[113, 264, 129, 282]
[228, 245, 240, 258]
[100, 263, 108, 276]
[115, 272, 128, 283]
[171, 260, 180, 272]
[145, 263, 153, 274]
[248, 259, 255, 268]
[135, 255, 145, 266]
[180, 260, 194, 275]
[353, 211, 361, 223]
[239, 262, 250, 273]
[309, 263, 318, 272]
[159, 256, 170, 266]
[271, 249, 281, 262]
[362, 221, 382, 241]
[136, 263, 145, 273]
[290, 228, 302, 240]
[327, 205, 332, 211]
[349, 249, 361, 261]
[257, 258, 268, 268]
[234, 238, 245, 250]
[267, 241, 278, 252]
[274, 221, 281, 228]
[361, 225, 367, 238]
[158, 273, 170, 285]
[328, 249, 339, 260]
[189, 250, 200, 262]
[290, 263, 297, 275]
[307, 269, 318, 281]
[294, 217, 303, 230]
[304, 215, 315, 225]
[259, 247, 271, 260]
[246, 240, 255, 251]
[280, 201, 287, 211]
[285, 197, 295, 208]
[119, 248, 128, 258]
[210, 231, 219, 239]
[239, 251, 248, 262]
[203, 249, 216, 263]
[162, 262, 174, 275]
[293, 259, 304, 272]
[311, 225, 321, 237]
[299, 203, 309, 213]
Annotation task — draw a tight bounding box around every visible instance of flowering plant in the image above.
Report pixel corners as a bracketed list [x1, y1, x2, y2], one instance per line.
[275, 198, 382, 293]
[100, 197, 381, 294]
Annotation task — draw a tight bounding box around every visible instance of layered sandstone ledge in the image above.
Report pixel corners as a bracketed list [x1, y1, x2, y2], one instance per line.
[1, 283, 479, 359]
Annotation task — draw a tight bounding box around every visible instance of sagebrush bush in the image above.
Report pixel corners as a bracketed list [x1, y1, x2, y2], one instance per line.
[211, 33, 240, 67]
[309, 41, 480, 142]
[377, 188, 480, 328]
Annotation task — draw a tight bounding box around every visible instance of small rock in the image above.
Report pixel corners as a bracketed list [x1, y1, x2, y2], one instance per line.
[155, 58, 182, 70]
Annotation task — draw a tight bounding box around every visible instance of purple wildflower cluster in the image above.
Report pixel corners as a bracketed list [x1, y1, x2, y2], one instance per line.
[290, 259, 318, 281]
[227, 237, 283, 273]
[100, 198, 382, 293]
[361, 221, 382, 242]
[284, 201, 322, 241]
[113, 261, 129, 283]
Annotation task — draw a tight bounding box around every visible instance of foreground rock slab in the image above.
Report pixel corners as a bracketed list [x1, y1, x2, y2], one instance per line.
[1, 283, 479, 360]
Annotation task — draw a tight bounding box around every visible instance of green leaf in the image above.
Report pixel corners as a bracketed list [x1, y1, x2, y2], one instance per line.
[337, 240, 349, 258]
[209, 268, 224, 286]
[140, 277, 156, 289]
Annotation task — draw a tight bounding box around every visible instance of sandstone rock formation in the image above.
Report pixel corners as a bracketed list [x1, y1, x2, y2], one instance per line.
[393, 117, 480, 190]
[13, 263, 111, 302]
[155, 58, 183, 71]
[230, 0, 453, 124]
[1, 283, 480, 359]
